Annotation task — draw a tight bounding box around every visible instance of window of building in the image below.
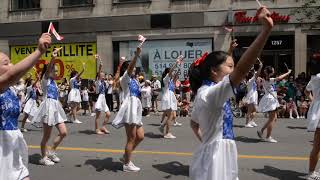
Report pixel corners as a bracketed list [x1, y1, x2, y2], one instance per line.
[61, 0, 94, 7]
[151, 14, 171, 29]
[11, 0, 40, 11]
[113, 0, 152, 4]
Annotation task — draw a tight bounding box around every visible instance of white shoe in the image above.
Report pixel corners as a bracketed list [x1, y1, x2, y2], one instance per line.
[123, 161, 140, 172]
[173, 122, 182, 126]
[265, 137, 278, 143]
[39, 157, 55, 166]
[245, 123, 254, 128]
[307, 172, 320, 180]
[20, 128, 28, 132]
[26, 118, 31, 123]
[164, 133, 176, 139]
[250, 121, 258, 127]
[90, 113, 96, 117]
[73, 119, 82, 124]
[48, 151, 60, 163]
[290, 116, 294, 119]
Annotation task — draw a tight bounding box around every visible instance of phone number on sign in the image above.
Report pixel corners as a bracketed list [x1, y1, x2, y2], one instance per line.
[152, 62, 193, 77]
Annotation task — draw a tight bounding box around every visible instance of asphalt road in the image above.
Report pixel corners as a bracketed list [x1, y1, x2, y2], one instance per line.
[21, 112, 313, 180]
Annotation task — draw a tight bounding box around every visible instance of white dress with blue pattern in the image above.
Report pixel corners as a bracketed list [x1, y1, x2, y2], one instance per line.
[112, 71, 142, 128]
[95, 80, 110, 112]
[160, 74, 177, 111]
[306, 73, 320, 132]
[243, 75, 258, 105]
[68, 77, 82, 103]
[0, 87, 29, 180]
[190, 75, 239, 180]
[23, 86, 38, 118]
[32, 78, 67, 126]
[257, 78, 280, 112]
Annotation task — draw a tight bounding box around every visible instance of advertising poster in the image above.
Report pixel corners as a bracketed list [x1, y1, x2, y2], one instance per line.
[120, 39, 213, 79]
[10, 42, 97, 80]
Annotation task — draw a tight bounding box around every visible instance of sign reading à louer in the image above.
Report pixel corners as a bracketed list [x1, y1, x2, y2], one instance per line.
[120, 39, 213, 79]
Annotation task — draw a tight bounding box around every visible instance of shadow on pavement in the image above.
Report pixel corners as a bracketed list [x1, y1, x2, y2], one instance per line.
[233, 124, 245, 128]
[29, 153, 42, 165]
[78, 130, 97, 135]
[252, 165, 307, 180]
[144, 132, 163, 139]
[152, 161, 189, 178]
[84, 157, 122, 172]
[287, 126, 307, 130]
[235, 136, 261, 143]
[148, 123, 161, 127]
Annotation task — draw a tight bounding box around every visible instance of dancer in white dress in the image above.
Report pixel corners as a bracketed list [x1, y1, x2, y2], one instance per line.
[32, 48, 68, 166]
[159, 56, 183, 139]
[257, 66, 291, 143]
[67, 64, 85, 124]
[243, 59, 263, 128]
[0, 33, 51, 180]
[112, 47, 144, 172]
[94, 55, 111, 135]
[21, 73, 41, 132]
[305, 61, 320, 180]
[189, 7, 273, 180]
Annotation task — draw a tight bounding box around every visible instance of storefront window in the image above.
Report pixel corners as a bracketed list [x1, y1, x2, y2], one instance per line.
[61, 0, 94, 7]
[307, 35, 320, 77]
[11, 0, 40, 11]
[233, 35, 294, 75]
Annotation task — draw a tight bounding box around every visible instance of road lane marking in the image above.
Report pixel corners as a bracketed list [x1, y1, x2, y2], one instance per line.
[28, 145, 308, 160]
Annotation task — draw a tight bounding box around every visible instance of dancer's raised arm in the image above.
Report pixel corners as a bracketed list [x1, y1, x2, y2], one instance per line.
[0, 33, 51, 92]
[230, 6, 273, 86]
[127, 47, 141, 76]
[168, 56, 183, 79]
[44, 48, 60, 79]
[255, 58, 264, 78]
[275, 69, 292, 81]
[76, 63, 86, 78]
[227, 39, 238, 56]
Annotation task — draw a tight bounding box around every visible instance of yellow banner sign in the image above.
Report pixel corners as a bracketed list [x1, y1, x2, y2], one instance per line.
[10, 42, 97, 80]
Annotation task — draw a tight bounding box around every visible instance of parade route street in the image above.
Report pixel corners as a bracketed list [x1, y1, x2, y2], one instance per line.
[23, 113, 312, 180]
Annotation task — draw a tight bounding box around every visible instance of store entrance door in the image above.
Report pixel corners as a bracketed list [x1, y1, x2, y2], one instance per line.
[260, 50, 294, 74]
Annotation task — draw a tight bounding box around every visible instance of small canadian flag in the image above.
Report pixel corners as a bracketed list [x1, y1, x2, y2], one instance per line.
[137, 35, 146, 48]
[48, 22, 64, 41]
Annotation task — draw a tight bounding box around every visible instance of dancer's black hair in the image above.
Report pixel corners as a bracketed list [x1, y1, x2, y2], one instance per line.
[188, 51, 229, 94]
[309, 59, 320, 75]
[120, 61, 130, 77]
[70, 70, 78, 79]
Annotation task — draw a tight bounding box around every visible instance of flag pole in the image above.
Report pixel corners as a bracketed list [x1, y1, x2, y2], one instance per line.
[47, 22, 51, 33]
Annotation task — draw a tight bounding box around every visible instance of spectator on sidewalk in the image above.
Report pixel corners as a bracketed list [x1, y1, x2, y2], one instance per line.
[297, 96, 309, 119]
[181, 76, 191, 102]
[287, 98, 299, 119]
[151, 75, 161, 112]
